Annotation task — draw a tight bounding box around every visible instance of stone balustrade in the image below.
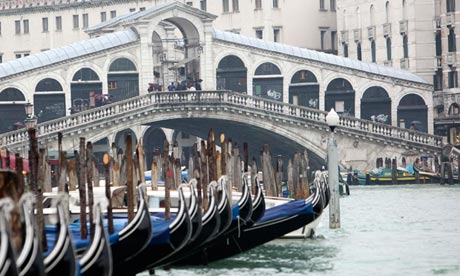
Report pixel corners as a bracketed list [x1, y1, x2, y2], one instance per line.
[0, 90, 443, 152]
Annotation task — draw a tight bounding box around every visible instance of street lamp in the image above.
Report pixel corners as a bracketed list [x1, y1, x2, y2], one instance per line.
[24, 101, 33, 118]
[24, 116, 37, 130]
[326, 108, 340, 229]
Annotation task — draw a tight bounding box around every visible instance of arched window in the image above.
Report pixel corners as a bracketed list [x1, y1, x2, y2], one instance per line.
[255, 62, 281, 75]
[0, 88, 25, 101]
[370, 5, 375, 26]
[449, 103, 460, 115]
[403, 34, 409, 58]
[325, 78, 355, 116]
[109, 58, 137, 72]
[216, 55, 247, 92]
[385, 1, 390, 23]
[386, 37, 392, 61]
[361, 86, 391, 124]
[371, 39, 376, 63]
[253, 62, 283, 101]
[72, 68, 100, 81]
[357, 42, 362, 61]
[289, 70, 319, 108]
[343, 44, 349, 57]
[35, 78, 63, 92]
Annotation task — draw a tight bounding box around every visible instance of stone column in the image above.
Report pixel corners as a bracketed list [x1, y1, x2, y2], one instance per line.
[201, 19, 215, 90]
[138, 24, 155, 96]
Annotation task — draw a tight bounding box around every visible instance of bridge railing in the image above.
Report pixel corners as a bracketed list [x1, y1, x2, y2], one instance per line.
[0, 90, 443, 150]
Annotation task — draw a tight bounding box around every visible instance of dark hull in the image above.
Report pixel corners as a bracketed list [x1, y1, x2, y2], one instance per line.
[113, 188, 192, 276]
[111, 186, 152, 263]
[79, 204, 112, 276]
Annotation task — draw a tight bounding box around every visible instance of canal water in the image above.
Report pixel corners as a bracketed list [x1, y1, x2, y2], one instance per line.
[147, 184, 460, 276]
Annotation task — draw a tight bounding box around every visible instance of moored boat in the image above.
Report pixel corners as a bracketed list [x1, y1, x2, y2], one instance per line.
[0, 198, 19, 276]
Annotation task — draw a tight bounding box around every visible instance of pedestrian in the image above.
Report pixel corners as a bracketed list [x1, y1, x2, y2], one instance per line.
[188, 84, 196, 91]
[168, 82, 176, 91]
[195, 79, 202, 90]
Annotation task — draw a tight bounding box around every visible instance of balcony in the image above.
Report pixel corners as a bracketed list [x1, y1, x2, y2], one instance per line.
[367, 26, 376, 40]
[341, 30, 349, 44]
[435, 56, 442, 68]
[383, 23, 391, 37]
[353, 28, 362, 42]
[400, 58, 409, 70]
[434, 16, 441, 30]
[383, 60, 392, 67]
[446, 12, 455, 27]
[447, 52, 456, 66]
[399, 20, 408, 34]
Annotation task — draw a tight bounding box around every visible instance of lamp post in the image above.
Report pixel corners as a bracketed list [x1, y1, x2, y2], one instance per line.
[326, 108, 340, 229]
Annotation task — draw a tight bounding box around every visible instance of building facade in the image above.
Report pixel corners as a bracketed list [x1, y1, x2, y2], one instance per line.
[0, 0, 338, 63]
[336, 0, 460, 146]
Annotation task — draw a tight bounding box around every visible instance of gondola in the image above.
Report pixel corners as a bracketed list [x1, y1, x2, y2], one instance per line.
[0, 198, 19, 276]
[113, 185, 192, 276]
[173, 172, 327, 266]
[78, 202, 112, 276]
[43, 194, 78, 276]
[16, 193, 46, 276]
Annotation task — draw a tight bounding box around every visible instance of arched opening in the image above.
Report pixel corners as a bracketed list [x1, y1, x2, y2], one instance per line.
[172, 130, 196, 165]
[0, 88, 27, 133]
[397, 94, 428, 132]
[361, 86, 391, 124]
[70, 68, 102, 113]
[92, 138, 110, 175]
[253, 62, 283, 101]
[386, 37, 392, 61]
[114, 129, 138, 158]
[325, 78, 355, 116]
[107, 58, 139, 102]
[449, 103, 460, 115]
[142, 127, 167, 169]
[216, 55, 247, 93]
[289, 70, 319, 109]
[34, 78, 66, 123]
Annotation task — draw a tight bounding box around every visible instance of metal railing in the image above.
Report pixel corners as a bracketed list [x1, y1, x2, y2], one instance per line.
[0, 90, 443, 151]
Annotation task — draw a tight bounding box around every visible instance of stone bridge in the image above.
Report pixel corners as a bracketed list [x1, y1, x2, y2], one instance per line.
[0, 91, 443, 170]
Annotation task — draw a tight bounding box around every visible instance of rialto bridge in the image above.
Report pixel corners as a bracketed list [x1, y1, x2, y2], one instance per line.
[0, 2, 441, 170]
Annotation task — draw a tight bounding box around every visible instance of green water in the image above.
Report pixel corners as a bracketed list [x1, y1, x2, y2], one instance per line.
[142, 184, 460, 276]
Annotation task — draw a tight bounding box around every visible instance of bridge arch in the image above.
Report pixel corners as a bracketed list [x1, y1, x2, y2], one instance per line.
[253, 62, 283, 101]
[216, 55, 247, 93]
[325, 77, 355, 116]
[360, 86, 391, 124]
[142, 127, 167, 168]
[0, 87, 27, 133]
[114, 128, 138, 155]
[397, 94, 428, 132]
[288, 69, 319, 109]
[34, 78, 66, 123]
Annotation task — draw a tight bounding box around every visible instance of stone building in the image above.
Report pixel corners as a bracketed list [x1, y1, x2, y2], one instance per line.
[336, 0, 460, 146]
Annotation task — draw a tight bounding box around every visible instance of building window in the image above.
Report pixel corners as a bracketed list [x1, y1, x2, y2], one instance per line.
[320, 0, 325, 10]
[320, 30, 326, 50]
[41, 18, 49, 33]
[434, 69, 443, 91]
[200, 0, 207, 11]
[331, 31, 337, 51]
[0, 54, 3, 63]
[73, 15, 79, 29]
[448, 27, 456, 52]
[140, 7, 146, 11]
[435, 31, 442, 56]
[56, 16, 62, 31]
[101, 12, 107, 22]
[273, 0, 279, 8]
[129, 8, 136, 12]
[448, 69, 458, 88]
[16, 54, 22, 59]
[15, 20, 21, 34]
[186, 1, 192, 6]
[255, 0, 262, 10]
[0, 22, 2, 35]
[110, 11, 117, 18]
[330, 0, 336, 11]
[402, 34, 408, 58]
[233, 0, 239, 11]
[274, 28, 280, 42]
[223, 0, 229, 12]
[357, 42, 362, 60]
[82, 14, 88, 29]
[386, 37, 392, 61]
[23, 20, 29, 34]
[447, 0, 455, 13]
[256, 29, 263, 39]
[371, 39, 376, 62]
[343, 43, 349, 57]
